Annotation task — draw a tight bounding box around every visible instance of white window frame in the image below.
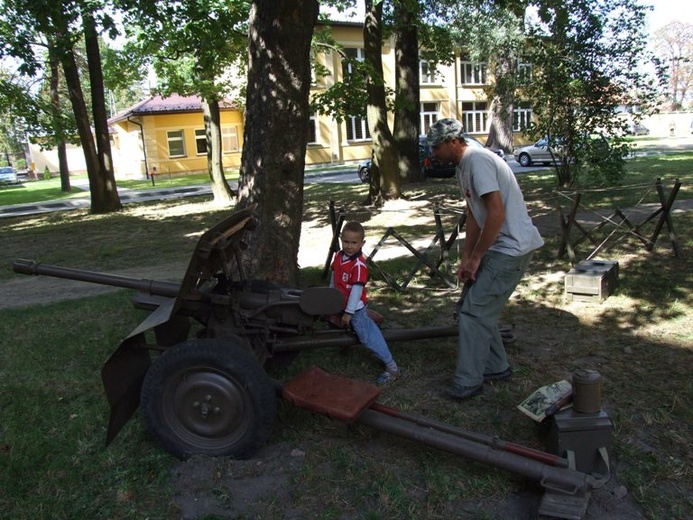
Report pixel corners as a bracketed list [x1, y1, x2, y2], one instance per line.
[419, 60, 441, 85]
[517, 56, 532, 86]
[420, 102, 439, 135]
[461, 101, 488, 133]
[460, 61, 488, 85]
[167, 130, 186, 158]
[513, 103, 533, 132]
[343, 47, 365, 76]
[346, 116, 370, 142]
[221, 126, 240, 153]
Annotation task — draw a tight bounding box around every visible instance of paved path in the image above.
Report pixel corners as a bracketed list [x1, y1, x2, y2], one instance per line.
[0, 166, 363, 219]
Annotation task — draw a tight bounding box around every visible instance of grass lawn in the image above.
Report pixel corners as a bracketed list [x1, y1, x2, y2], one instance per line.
[0, 150, 691, 519]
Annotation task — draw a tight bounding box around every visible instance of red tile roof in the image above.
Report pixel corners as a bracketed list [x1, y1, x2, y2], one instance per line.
[108, 94, 238, 124]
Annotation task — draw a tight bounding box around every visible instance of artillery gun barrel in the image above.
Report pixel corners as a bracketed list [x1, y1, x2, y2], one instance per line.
[13, 259, 181, 297]
[273, 325, 458, 352]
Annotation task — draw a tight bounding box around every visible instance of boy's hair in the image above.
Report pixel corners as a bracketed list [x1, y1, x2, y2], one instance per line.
[342, 221, 365, 239]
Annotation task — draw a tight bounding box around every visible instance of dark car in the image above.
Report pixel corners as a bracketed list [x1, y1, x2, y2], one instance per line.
[357, 158, 371, 183]
[421, 134, 506, 179]
[356, 134, 506, 182]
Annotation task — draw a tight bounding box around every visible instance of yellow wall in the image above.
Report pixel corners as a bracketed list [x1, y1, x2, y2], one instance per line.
[111, 110, 244, 179]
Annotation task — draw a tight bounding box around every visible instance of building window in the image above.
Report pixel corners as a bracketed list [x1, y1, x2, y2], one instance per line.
[420, 102, 439, 135]
[461, 101, 488, 133]
[460, 61, 487, 85]
[167, 130, 186, 158]
[221, 126, 239, 153]
[420, 60, 440, 85]
[346, 116, 370, 141]
[513, 103, 532, 132]
[195, 129, 207, 155]
[517, 56, 532, 85]
[307, 116, 319, 145]
[343, 47, 365, 77]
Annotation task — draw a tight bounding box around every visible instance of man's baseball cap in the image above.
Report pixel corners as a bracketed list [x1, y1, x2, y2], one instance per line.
[426, 118, 464, 147]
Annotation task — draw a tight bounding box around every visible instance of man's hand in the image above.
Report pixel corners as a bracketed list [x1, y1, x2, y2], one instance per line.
[457, 257, 481, 283]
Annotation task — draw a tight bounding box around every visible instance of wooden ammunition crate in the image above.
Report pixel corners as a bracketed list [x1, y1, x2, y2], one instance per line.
[564, 260, 619, 302]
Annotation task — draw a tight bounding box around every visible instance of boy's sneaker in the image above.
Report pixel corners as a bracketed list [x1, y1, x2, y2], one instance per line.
[377, 369, 400, 385]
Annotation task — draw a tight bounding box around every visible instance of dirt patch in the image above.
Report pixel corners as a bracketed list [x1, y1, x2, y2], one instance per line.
[169, 443, 645, 520]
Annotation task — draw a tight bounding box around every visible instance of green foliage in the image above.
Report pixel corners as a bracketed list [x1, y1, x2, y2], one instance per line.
[524, 0, 664, 187]
[117, 0, 250, 101]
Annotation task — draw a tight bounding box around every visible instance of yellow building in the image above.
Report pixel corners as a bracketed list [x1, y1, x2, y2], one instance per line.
[104, 21, 516, 179]
[108, 95, 244, 179]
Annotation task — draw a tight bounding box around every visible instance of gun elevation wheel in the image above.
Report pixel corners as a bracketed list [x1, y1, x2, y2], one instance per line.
[140, 339, 277, 459]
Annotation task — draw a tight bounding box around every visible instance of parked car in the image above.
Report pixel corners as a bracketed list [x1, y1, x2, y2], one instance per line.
[356, 134, 506, 182]
[513, 138, 566, 167]
[627, 123, 650, 136]
[463, 134, 506, 161]
[0, 166, 18, 184]
[419, 136, 457, 178]
[357, 158, 371, 183]
[421, 134, 506, 179]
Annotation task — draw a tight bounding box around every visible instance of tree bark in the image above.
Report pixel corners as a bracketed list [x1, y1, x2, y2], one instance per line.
[48, 45, 71, 192]
[364, 0, 400, 203]
[83, 12, 122, 213]
[237, 0, 319, 285]
[486, 55, 515, 153]
[393, 1, 423, 184]
[202, 97, 235, 205]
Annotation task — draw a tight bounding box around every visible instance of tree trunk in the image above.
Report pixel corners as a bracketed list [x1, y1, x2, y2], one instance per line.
[364, 0, 400, 203]
[83, 13, 122, 213]
[59, 49, 103, 202]
[486, 55, 515, 153]
[48, 45, 71, 193]
[487, 95, 515, 152]
[393, 1, 423, 184]
[237, 0, 319, 285]
[202, 97, 235, 205]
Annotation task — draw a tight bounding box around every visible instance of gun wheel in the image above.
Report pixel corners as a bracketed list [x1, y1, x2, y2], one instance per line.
[140, 339, 277, 459]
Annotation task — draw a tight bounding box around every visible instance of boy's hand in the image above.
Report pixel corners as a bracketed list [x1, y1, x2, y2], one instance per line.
[341, 313, 352, 328]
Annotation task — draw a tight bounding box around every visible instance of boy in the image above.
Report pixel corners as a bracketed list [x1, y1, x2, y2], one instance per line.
[330, 221, 400, 384]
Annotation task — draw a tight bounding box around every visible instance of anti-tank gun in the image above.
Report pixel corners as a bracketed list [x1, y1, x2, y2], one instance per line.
[13, 206, 607, 518]
[14, 206, 458, 459]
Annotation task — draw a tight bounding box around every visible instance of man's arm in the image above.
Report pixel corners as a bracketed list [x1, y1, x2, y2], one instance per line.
[458, 190, 505, 282]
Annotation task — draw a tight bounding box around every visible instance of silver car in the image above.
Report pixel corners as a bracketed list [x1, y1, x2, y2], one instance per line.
[0, 166, 18, 184]
[513, 138, 562, 167]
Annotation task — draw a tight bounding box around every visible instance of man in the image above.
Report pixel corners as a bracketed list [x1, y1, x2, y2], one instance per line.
[426, 118, 544, 400]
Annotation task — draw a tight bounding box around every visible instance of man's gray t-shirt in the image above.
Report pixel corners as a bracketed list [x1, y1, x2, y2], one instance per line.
[457, 146, 544, 256]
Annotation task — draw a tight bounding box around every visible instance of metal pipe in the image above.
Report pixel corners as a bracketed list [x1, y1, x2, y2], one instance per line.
[369, 403, 569, 468]
[357, 408, 593, 497]
[13, 259, 180, 297]
[271, 325, 458, 352]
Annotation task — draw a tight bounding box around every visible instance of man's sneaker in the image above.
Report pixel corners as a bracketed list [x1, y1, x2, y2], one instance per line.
[377, 369, 400, 385]
[483, 367, 513, 382]
[447, 384, 483, 401]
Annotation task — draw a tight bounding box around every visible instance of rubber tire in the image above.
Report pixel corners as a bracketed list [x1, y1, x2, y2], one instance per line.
[518, 153, 532, 167]
[358, 166, 370, 183]
[140, 339, 277, 460]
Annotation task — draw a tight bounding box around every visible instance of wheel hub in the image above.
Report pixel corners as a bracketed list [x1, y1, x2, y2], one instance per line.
[166, 370, 252, 442]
